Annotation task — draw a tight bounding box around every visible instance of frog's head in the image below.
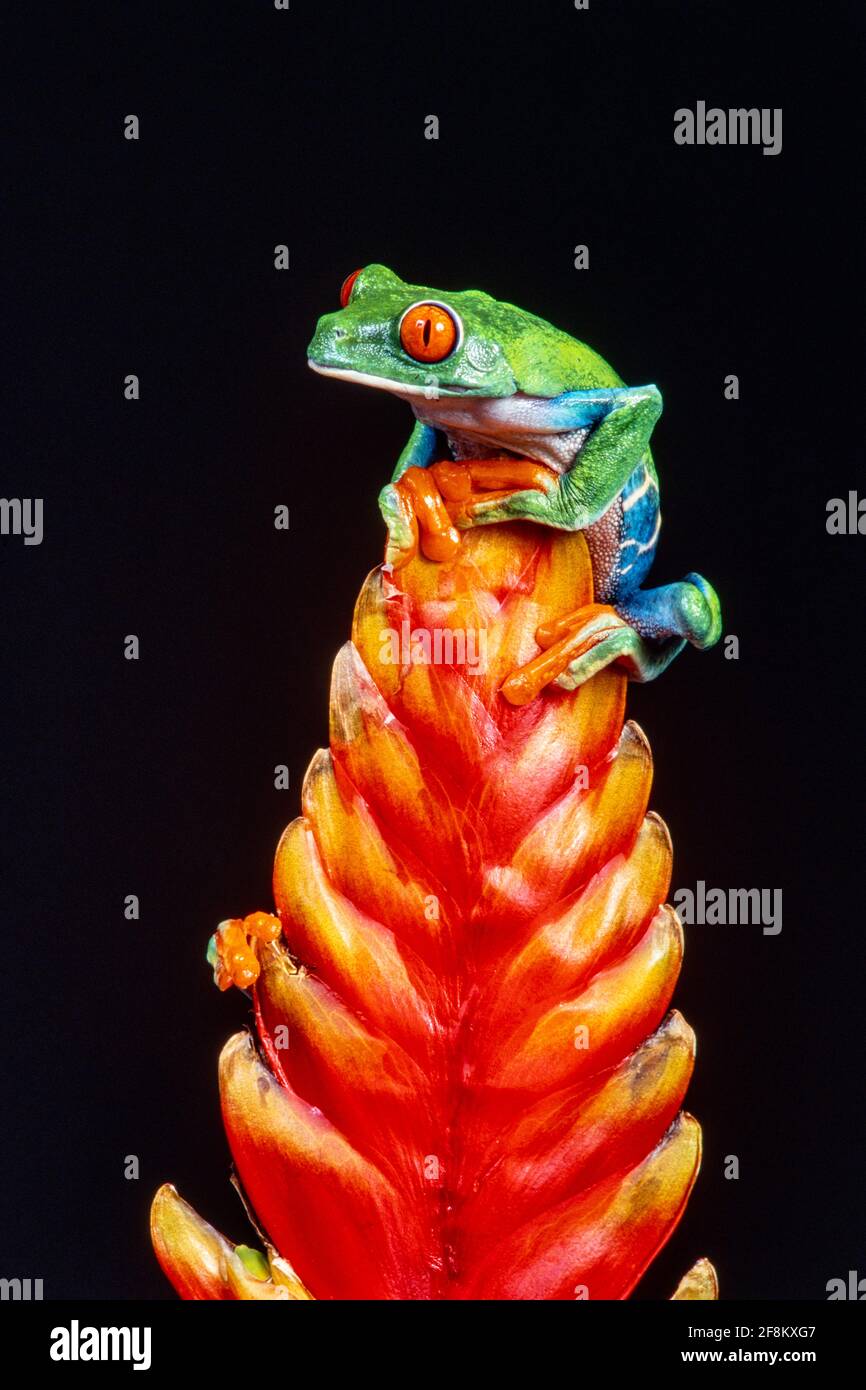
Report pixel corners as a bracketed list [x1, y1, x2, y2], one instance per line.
[307, 264, 597, 400]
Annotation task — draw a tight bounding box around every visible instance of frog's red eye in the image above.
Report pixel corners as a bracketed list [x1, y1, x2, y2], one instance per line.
[399, 302, 459, 363]
[340, 269, 363, 307]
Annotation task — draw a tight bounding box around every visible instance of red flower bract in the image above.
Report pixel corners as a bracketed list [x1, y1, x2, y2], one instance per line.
[152, 521, 716, 1301]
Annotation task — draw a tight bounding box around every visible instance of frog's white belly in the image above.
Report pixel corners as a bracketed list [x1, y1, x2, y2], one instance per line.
[412, 395, 587, 473]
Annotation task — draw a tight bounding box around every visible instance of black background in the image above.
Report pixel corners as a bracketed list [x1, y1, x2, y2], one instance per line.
[3, 0, 864, 1300]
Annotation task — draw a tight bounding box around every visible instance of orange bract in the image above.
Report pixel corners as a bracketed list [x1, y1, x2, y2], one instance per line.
[152, 521, 714, 1300]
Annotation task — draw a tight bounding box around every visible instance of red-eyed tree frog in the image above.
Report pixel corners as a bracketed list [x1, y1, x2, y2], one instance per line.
[308, 265, 721, 698]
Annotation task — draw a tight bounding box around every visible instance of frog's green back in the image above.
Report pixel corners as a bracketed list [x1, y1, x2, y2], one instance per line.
[489, 294, 624, 395]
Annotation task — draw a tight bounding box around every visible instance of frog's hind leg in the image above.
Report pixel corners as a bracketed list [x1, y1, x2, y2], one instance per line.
[501, 570, 721, 703]
[614, 572, 722, 653]
[501, 604, 683, 704]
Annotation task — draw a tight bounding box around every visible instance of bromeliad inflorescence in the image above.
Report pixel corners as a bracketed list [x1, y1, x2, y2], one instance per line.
[152, 270, 720, 1300]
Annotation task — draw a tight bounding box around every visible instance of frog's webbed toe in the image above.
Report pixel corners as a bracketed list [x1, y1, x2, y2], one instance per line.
[380, 456, 559, 571]
[501, 603, 686, 703]
[379, 468, 460, 570]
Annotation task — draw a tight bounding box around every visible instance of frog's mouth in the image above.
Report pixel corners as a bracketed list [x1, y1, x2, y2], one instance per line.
[307, 361, 481, 398]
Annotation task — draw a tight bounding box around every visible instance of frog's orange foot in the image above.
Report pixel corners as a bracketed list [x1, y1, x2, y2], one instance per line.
[431, 457, 556, 526]
[503, 600, 692, 702]
[384, 458, 556, 570]
[501, 603, 629, 705]
[207, 911, 282, 992]
[387, 466, 461, 569]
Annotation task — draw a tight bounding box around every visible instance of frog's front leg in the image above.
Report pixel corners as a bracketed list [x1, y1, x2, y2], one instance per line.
[456, 385, 664, 533]
[380, 385, 662, 568]
[378, 426, 556, 567]
[378, 422, 460, 567]
[391, 419, 437, 481]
